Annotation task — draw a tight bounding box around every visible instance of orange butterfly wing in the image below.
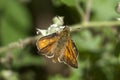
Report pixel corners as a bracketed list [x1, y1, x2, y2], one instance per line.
[36, 33, 59, 58]
[58, 39, 78, 68]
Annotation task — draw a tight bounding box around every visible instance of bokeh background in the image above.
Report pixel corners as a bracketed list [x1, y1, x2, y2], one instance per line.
[0, 0, 120, 80]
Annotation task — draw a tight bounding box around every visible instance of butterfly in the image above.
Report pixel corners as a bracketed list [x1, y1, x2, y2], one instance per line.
[36, 26, 78, 68]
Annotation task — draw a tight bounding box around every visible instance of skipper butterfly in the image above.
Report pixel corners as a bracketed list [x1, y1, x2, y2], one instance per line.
[36, 26, 78, 68]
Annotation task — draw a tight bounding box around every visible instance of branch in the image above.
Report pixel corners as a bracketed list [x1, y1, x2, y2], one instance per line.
[75, 0, 85, 21]
[0, 21, 120, 54]
[84, 0, 92, 22]
[71, 21, 120, 31]
[0, 35, 41, 53]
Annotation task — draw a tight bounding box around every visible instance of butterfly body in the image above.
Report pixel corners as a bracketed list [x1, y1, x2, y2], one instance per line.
[36, 26, 78, 68]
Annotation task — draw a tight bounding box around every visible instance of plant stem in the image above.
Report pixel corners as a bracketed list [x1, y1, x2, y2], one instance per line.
[75, 0, 85, 21]
[71, 21, 120, 31]
[84, 0, 92, 22]
[0, 36, 41, 53]
[0, 21, 120, 53]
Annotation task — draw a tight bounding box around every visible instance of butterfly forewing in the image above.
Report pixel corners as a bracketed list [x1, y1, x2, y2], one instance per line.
[36, 33, 59, 57]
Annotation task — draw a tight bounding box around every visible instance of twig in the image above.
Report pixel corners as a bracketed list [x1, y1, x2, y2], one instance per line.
[0, 21, 120, 54]
[0, 35, 41, 53]
[75, 0, 85, 21]
[84, 0, 92, 22]
[71, 21, 120, 31]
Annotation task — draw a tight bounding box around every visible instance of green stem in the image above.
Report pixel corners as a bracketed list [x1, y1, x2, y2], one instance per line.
[71, 21, 120, 31]
[75, 0, 85, 21]
[0, 36, 40, 53]
[0, 21, 120, 54]
[84, 0, 92, 22]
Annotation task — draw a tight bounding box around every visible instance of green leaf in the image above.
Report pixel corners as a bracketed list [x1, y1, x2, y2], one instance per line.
[60, 0, 76, 7]
[71, 30, 102, 52]
[12, 48, 43, 68]
[91, 0, 120, 21]
[1, 0, 31, 45]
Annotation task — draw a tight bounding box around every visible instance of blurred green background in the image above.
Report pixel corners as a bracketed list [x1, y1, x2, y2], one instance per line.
[0, 0, 120, 80]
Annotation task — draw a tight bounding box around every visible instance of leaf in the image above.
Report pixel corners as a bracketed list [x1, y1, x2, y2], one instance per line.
[71, 30, 102, 52]
[60, 0, 76, 7]
[1, 0, 31, 45]
[91, 0, 120, 21]
[12, 47, 43, 68]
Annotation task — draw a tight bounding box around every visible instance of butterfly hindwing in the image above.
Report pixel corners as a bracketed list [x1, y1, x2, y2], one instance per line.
[59, 39, 78, 68]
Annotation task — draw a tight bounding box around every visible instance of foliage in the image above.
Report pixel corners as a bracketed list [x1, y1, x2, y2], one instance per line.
[0, 0, 120, 80]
